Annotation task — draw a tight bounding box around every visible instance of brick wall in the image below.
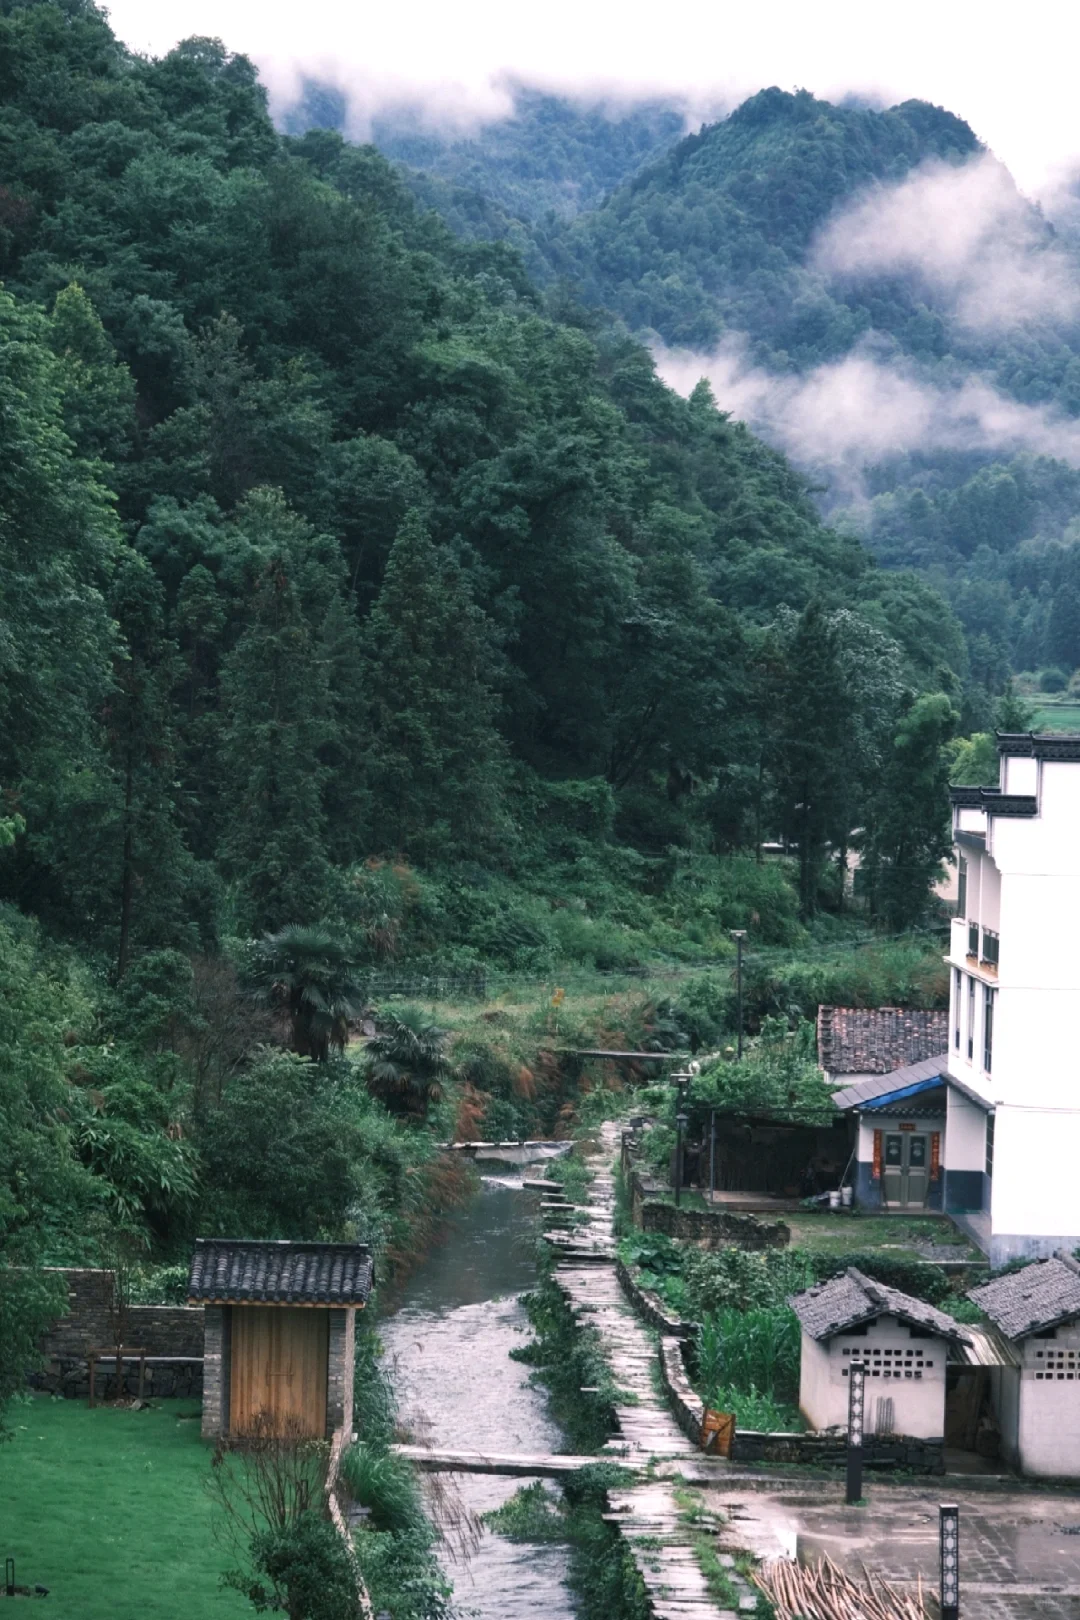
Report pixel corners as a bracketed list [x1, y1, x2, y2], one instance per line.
[326, 1309, 356, 1437]
[201, 1305, 226, 1438]
[37, 1268, 204, 1359]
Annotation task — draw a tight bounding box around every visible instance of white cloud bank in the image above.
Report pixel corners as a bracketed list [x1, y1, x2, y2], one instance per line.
[105, 0, 1080, 198]
[812, 153, 1080, 332]
[656, 341, 1080, 495]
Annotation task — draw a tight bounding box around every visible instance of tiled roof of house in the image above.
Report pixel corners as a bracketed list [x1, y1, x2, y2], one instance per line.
[789, 1267, 970, 1344]
[187, 1240, 374, 1307]
[817, 1006, 949, 1077]
[967, 1254, 1080, 1341]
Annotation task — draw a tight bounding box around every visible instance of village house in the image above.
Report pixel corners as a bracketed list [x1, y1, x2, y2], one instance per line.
[967, 1253, 1080, 1478]
[187, 1238, 373, 1441]
[945, 733, 1080, 1264]
[788, 1267, 969, 1441]
[819, 1007, 949, 1213]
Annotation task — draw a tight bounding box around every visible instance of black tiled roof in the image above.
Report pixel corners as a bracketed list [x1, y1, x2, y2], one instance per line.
[817, 1006, 949, 1077]
[968, 1255, 1080, 1341]
[789, 1267, 969, 1344]
[187, 1240, 374, 1306]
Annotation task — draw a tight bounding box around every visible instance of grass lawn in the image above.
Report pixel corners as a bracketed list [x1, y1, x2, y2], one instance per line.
[1031, 702, 1080, 733]
[784, 1212, 975, 1258]
[0, 1397, 251, 1620]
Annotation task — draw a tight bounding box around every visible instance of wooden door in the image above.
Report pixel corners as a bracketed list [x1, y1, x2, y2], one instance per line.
[230, 1306, 328, 1437]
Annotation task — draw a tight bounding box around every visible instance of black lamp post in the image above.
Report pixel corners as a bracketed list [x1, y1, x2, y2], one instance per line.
[845, 1359, 866, 1505]
[730, 930, 747, 1059]
[939, 1503, 960, 1619]
[674, 1112, 688, 1207]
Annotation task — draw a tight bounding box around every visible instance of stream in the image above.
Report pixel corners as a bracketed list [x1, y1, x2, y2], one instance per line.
[378, 1171, 577, 1620]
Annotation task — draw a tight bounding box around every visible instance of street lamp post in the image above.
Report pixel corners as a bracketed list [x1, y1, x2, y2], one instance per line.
[675, 1112, 688, 1207]
[939, 1504, 960, 1620]
[730, 930, 747, 1059]
[708, 1107, 716, 1201]
[845, 1359, 866, 1505]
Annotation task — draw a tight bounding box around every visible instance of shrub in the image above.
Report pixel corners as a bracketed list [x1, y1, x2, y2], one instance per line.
[1039, 666, 1069, 693]
[235, 1513, 363, 1620]
[810, 1251, 954, 1306]
[680, 1247, 817, 1318]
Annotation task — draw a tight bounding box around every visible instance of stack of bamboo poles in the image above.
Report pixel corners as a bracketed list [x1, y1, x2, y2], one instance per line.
[750, 1556, 930, 1620]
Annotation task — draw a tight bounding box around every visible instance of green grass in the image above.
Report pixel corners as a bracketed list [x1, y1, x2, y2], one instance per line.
[0, 1397, 251, 1620]
[1031, 702, 1080, 733]
[784, 1213, 974, 1257]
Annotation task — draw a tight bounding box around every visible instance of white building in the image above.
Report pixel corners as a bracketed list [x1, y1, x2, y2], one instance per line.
[968, 1254, 1080, 1478]
[789, 1267, 969, 1439]
[946, 733, 1080, 1265]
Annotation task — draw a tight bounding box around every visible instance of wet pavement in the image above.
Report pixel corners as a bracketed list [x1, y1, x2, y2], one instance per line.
[707, 1475, 1080, 1618]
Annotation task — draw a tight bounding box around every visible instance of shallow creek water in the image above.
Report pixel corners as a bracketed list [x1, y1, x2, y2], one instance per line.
[378, 1173, 576, 1620]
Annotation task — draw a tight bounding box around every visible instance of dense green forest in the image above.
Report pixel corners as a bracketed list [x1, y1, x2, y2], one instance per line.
[0, 0, 975, 1393]
[293, 84, 1080, 688]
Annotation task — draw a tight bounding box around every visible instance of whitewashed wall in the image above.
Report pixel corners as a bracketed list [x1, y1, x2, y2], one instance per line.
[798, 1314, 948, 1438]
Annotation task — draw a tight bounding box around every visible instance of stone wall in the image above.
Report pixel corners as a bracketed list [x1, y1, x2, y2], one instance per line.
[615, 1259, 692, 1340]
[640, 1197, 789, 1248]
[657, 1334, 944, 1474]
[28, 1267, 205, 1402]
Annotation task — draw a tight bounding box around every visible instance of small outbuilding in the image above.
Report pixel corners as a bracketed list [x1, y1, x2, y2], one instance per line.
[967, 1252, 1080, 1478]
[789, 1267, 969, 1438]
[187, 1239, 374, 1442]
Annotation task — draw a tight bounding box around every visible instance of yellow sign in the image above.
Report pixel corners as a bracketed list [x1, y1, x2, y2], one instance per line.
[700, 1409, 735, 1457]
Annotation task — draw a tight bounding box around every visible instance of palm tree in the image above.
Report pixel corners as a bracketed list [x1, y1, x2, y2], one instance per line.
[363, 1008, 450, 1119]
[251, 925, 363, 1061]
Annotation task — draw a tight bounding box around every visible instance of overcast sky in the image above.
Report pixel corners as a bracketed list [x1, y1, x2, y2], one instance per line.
[106, 0, 1080, 198]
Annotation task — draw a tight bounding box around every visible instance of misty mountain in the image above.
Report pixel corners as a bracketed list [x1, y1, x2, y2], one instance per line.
[283, 81, 687, 223]
[333, 84, 1080, 683]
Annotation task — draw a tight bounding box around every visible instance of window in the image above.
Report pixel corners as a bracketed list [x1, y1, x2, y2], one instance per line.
[952, 972, 965, 1049]
[981, 929, 999, 968]
[968, 920, 979, 957]
[956, 856, 967, 917]
[985, 1112, 995, 1180]
[967, 976, 976, 1061]
[983, 985, 995, 1073]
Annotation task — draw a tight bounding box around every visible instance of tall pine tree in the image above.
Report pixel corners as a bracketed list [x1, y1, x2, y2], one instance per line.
[365, 512, 508, 857]
[219, 492, 335, 933]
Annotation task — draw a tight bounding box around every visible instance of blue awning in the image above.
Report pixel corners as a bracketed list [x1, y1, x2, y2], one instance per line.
[860, 1076, 946, 1110]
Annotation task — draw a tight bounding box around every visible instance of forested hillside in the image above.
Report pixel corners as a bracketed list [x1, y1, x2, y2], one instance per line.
[335, 85, 1080, 688]
[0, 0, 972, 1351]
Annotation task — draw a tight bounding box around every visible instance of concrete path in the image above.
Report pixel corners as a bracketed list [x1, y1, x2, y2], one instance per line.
[551, 1123, 747, 1620]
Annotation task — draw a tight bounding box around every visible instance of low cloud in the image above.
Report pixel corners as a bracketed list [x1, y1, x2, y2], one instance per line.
[656, 339, 1080, 500]
[812, 153, 1080, 332]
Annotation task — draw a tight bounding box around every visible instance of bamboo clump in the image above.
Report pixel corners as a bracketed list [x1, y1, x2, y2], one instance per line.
[750, 1555, 929, 1620]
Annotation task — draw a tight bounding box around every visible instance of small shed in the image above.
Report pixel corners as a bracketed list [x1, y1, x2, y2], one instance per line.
[187, 1239, 374, 1442]
[968, 1252, 1080, 1477]
[789, 1267, 969, 1438]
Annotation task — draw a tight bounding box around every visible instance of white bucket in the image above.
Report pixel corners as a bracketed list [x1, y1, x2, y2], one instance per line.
[841, 1185, 853, 1208]
[828, 1190, 841, 1211]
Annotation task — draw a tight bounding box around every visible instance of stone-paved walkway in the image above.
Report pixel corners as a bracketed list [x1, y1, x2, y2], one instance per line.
[550, 1124, 753, 1619]
[710, 1475, 1080, 1619]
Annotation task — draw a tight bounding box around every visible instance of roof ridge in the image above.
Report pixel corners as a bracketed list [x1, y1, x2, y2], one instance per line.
[1056, 1250, 1080, 1277]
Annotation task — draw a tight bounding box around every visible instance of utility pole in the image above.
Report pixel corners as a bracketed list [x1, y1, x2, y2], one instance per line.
[730, 930, 747, 1059]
